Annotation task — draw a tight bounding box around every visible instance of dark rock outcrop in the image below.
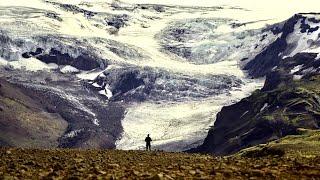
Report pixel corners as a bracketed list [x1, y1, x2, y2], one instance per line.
[45, 12, 63, 21]
[45, 1, 96, 18]
[36, 48, 100, 71]
[191, 52, 320, 155]
[105, 14, 130, 30]
[90, 66, 243, 102]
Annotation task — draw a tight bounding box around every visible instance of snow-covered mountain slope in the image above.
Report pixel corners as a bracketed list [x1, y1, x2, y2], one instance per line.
[245, 13, 320, 78]
[190, 12, 320, 155]
[0, 0, 318, 151]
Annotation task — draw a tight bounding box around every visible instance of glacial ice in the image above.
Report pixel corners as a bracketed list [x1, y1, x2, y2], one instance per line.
[0, 0, 318, 151]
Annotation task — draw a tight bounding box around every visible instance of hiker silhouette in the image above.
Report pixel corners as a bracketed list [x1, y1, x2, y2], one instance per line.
[145, 134, 152, 151]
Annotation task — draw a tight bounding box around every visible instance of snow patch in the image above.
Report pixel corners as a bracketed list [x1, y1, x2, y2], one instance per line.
[92, 82, 101, 88]
[93, 118, 100, 126]
[0, 58, 8, 65]
[293, 75, 303, 80]
[76, 66, 118, 80]
[290, 65, 303, 74]
[271, 66, 278, 71]
[60, 65, 80, 74]
[64, 129, 84, 138]
[285, 18, 320, 58]
[301, 67, 317, 75]
[1, 58, 58, 72]
[260, 103, 268, 112]
[302, 46, 320, 60]
[77, 70, 105, 80]
[240, 110, 249, 118]
[98, 84, 113, 99]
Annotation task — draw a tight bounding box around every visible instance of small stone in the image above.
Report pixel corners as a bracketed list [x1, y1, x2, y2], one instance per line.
[78, 168, 85, 172]
[107, 163, 120, 169]
[150, 173, 164, 180]
[141, 172, 152, 177]
[189, 170, 196, 175]
[196, 169, 204, 174]
[6, 150, 12, 155]
[163, 169, 170, 173]
[51, 156, 59, 161]
[98, 170, 107, 175]
[20, 169, 26, 174]
[74, 158, 84, 163]
[180, 165, 192, 170]
[132, 170, 140, 176]
[176, 172, 185, 177]
[251, 169, 265, 176]
[164, 175, 174, 180]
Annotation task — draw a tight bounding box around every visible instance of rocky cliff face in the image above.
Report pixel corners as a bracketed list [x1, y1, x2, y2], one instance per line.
[0, 78, 67, 148]
[192, 53, 320, 155]
[192, 13, 320, 155]
[0, 68, 125, 148]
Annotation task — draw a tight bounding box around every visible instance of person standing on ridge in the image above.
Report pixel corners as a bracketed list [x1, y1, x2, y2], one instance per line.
[145, 134, 152, 151]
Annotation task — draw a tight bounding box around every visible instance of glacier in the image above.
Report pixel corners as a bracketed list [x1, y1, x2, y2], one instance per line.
[0, 0, 319, 151]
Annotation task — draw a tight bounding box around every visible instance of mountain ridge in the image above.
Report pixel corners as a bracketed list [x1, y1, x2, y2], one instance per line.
[192, 13, 320, 155]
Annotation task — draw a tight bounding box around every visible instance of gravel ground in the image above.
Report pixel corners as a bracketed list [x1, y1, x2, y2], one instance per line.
[0, 148, 320, 179]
